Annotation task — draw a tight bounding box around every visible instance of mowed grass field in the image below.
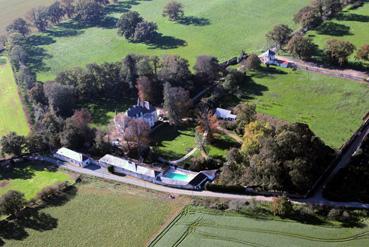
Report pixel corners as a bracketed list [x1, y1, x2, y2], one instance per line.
[0, 55, 29, 137]
[247, 68, 369, 148]
[2, 177, 188, 247]
[32, 0, 309, 81]
[307, 3, 369, 62]
[0, 161, 73, 200]
[150, 207, 369, 247]
[0, 0, 54, 34]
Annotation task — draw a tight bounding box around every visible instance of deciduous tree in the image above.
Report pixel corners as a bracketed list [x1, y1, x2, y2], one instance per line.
[162, 1, 184, 21]
[325, 39, 355, 66]
[266, 24, 293, 49]
[6, 18, 30, 36]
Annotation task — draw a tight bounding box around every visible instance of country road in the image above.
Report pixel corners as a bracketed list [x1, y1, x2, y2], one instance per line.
[276, 55, 369, 83]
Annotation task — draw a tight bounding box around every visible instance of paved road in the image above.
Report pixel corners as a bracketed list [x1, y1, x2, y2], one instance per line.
[31, 155, 274, 201]
[308, 121, 369, 205]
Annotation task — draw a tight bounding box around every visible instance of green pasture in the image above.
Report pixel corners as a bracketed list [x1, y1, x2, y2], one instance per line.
[307, 3, 369, 63]
[29, 0, 309, 81]
[0, 55, 29, 137]
[1, 177, 188, 247]
[245, 68, 369, 148]
[150, 207, 369, 247]
[0, 161, 73, 200]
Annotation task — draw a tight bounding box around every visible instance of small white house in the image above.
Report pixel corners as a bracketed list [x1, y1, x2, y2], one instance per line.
[215, 108, 237, 121]
[54, 147, 90, 167]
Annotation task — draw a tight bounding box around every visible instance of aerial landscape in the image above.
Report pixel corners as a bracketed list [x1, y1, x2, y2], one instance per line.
[0, 0, 368, 246]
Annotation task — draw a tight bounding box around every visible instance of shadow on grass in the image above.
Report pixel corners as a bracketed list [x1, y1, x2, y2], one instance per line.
[0, 161, 58, 180]
[211, 135, 240, 150]
[336, 12, 369, 22]
[316, 22, 352, 36]
[82, 98, 135, 127]
[147, 33, 187, 50]
[0, 185, 78, 246]
[177, 16, 210, 26]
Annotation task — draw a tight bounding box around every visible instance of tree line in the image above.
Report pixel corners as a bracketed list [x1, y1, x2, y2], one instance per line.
[265, 0, 369, 66]
[216, 105, 336, 195]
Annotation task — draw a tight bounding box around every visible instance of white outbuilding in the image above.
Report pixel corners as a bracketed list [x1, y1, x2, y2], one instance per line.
[215, 108, 237, 121]
[54, 147, 91, 167]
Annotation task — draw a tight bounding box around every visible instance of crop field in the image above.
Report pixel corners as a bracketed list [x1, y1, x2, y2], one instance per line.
[0, 161, 73, 200]
[0, 0, 54, 34]
[0, 55, 29, 137]
[150, 207, 369, 247]
[29, 0, 309, 81]
[246, 68, 369, 148]
[2, 177, 189, 247]
[307, 3, 369, 62]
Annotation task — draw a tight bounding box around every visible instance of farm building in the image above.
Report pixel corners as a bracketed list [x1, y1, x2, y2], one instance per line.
[54, 147, 91, 167]
[99, 154, 160, 182]
[215, 108, 237, 121]
[259, 49, 294, 68]
[99, 154, 216, 190]
[126, 99, 158, 127]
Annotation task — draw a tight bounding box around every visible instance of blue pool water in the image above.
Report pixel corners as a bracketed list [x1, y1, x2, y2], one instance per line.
[165, 172, 189, 181]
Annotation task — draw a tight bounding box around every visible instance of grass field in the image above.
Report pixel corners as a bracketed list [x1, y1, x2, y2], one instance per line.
[152, 124, 238, 160]
[0, 55, 29, 137]
[30, 0, 309, 81]
[1, 177, 188, 247]
[307, 3, 369, 62]
[150, 207, 369, 247]
[245, 68, 369, 148]
[0, 161, 73, 200]
[0, 0, 54, 34]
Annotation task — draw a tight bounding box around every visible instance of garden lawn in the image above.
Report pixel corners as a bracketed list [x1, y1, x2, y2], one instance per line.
[31, 0, 309, 81]
[152, 124, 237, 160]
[307, 3, 369, 63]
[2, 177, 188, 247]
[150, 207, 369, 247]
[247, 68, 369, 148]
[0, 55, 29, 137]
[0, 0, 54, 34]
[0, 161, 73, 200]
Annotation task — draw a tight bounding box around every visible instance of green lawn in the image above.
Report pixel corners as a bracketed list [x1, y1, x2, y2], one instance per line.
[0, 55, 29, 137]
[31, 0, 309, 81]
[307, 3, 369, 63]
[150, 207, 369, 247]
[2, 177, 188, 247]
[152, 124, 237, 160]
[245, 68, 369, 148]
[0, 0, 54, 34]
[0, 161, 73, 200]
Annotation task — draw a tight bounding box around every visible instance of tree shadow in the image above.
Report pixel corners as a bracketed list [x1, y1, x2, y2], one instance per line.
[336, 13, 369, 22]
[26, 35, 55, 46]
[316, 22, 352, 36]
[0, 184, 78, 245]
[177, 16, 210, 26]
[45, 28, 84, 38]
[82, 98, 135, 127]
[147, 33, 187, 49]
[0, 161, 58, 180]
[211, 136, 240, 150]
[26, 45, 52, 73]
[0, 209, 58, 245]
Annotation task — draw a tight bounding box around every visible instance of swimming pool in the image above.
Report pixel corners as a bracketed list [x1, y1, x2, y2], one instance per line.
[165, 172, 190, 181]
